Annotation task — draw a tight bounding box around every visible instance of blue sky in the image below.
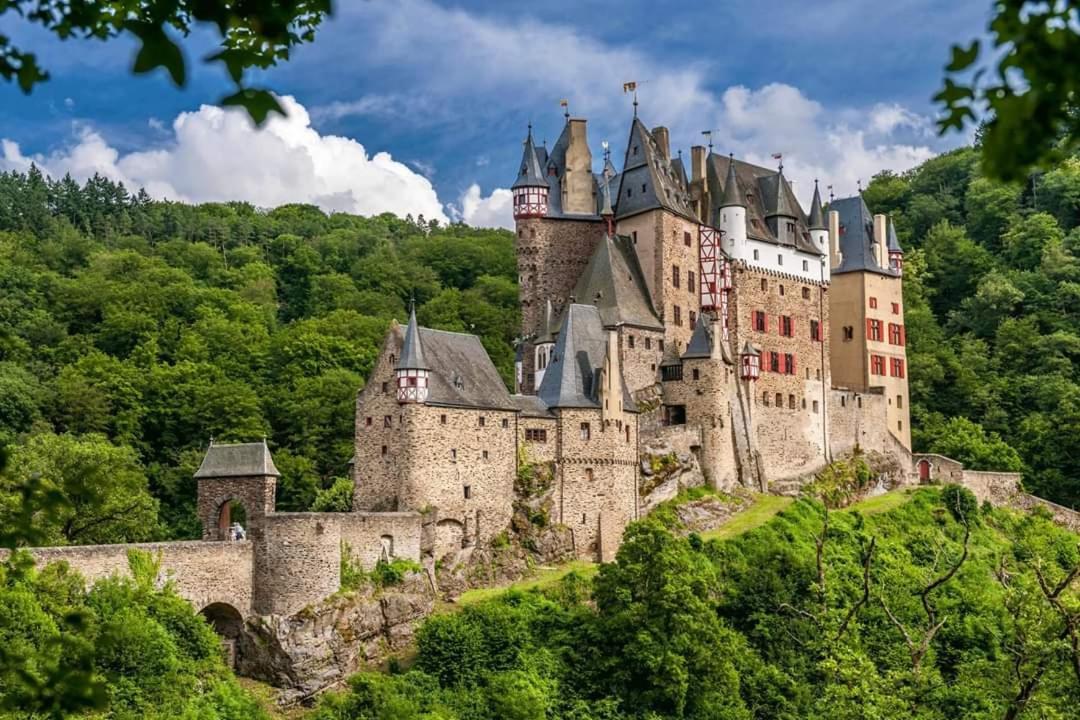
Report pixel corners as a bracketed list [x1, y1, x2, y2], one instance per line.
[0, 0, 990, 227]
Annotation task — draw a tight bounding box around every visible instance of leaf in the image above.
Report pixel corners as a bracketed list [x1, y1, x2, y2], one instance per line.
[221, 87, 285, 125]
[206, 48, 250, 84]
[130, 22, 186, 87]
[946, 40, 980, 72]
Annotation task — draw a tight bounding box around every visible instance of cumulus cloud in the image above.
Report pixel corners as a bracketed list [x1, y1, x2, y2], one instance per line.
[454, 184, 514, 229]
[0, 96, 448, 223]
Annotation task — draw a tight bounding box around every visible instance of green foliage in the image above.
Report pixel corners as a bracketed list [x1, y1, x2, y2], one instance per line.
[321, 490, 1080, 719]
[1, 1, 331, 123]
[0, 170, 517, 536]
[806, 454, 874, 508]
[339, 542, 422, 593]
[312, 476, 354, 512]
[937, 0, 1080, 181]
[0, 551, 267, 719]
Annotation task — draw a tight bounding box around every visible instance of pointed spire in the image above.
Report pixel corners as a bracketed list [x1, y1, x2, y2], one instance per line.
[682, 312, 714, 359]
[720, 154, 744, 209]
[601, 174, 615, 229]
[396, 303, 428, 371]
[886, 216, 903, 254]
[512, 124, 547, 190]
[808, 180, 827, 230]
[765, 162, 798, 219]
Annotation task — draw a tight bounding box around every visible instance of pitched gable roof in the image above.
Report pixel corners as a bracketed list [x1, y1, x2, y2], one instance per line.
[614, 117, 695, 221]
[195, 440, 280, 479]
[830, 195, 899, 277]
[571, 233, 663, 330]
[512, 128, 547, 190]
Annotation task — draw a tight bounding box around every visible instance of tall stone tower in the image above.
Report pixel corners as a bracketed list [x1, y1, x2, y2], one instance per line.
[513, 120, 605, 393]
[828, 195, 911, 450]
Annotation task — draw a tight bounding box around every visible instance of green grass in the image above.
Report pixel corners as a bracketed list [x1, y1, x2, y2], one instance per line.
[846, 488, 916, 515]
[701, 493, 794, 541]
[454, 559, 598, 607]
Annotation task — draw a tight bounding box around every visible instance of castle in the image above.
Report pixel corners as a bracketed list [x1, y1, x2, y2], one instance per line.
[351, 110, 912, 562]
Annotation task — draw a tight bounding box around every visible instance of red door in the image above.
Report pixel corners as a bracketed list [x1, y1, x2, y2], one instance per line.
[917, 459, 931, 482]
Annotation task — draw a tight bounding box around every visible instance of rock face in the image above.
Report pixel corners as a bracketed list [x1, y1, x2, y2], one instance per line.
[639, 433, 706, 513]
[235, 572, 434, 704]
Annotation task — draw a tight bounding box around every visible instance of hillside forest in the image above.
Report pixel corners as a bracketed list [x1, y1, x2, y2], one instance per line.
[0, 143, 1078, 545]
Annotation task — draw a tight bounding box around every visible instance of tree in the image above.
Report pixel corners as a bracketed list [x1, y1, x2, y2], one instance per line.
[937, 0, 1080, 181]
[1, 1, 332, 123]
[1, 433, 160, 545]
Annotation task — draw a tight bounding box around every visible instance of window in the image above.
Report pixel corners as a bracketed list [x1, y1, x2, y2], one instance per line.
[659, 340, 664, 350]
[688, 270, 695, 293]
[381, 381, 389, 393]
[871, 354, 886, 375]
[482, 450, 489, 460]
[366, 416, 372, 426]
[843, 325, 854, 341]
[898, 420, 903, 431]
[689, 310, 697, 326]
[525, 428, 547, 443]
[769, 351, 781, 372]
[440, 414, 447, 425]
[897, 394, 904, 409]
[802, 287, 811, 299]
[753, 249, 760, 260]
[582, 514, 587, 524]
[692, 368, 700, 381]
[478, 416, 486, 427]
[762, 391, 770, 406]
[641, 184, 646, 193]
[644, 337, 651, 350]
[868, 319, 884, 342]
[753, 310, 767, 332]
[778, 254, 784, 266]
[776, 392, 783, 406]
[501, 418, 509, 429]
[784, 353, 795, 375]
[869, 297, 878, 309]
[451, 448, 457, 460]
[632, 231, 638, 244]
[463, 485, 471, 499]
[802, 260, 809, 272]
[672, 265, 680, 288]
[888, 323, 905, 346]
[381, 445, 387, 456]
[662, 364, 683, 382]
[802, 398, 807, 409]
[627, 188, 632, 198]
[779, 315, 793, 337]
[892, 302, 900, 315]
[788, 394, 796, 409]
[585, 468, 594, 482]
[628, 335, 635, 349]
[625, 425, 631, 443]
[810, 319, 822, 342]
[684, 231, 692, 246]
[890, 357, 906, 378]
[779, 284, 785, 296]
[813, 400, 819, 414]
[673, 305, 682, 326]
[760, 278, 768, 291]
[580, 422, 591, 440]
[383, 415, 392, 428]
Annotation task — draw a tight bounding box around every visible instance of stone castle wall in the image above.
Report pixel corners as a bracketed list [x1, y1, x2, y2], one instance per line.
[517, 217, 604, 393]
[255, 513, 342, 616]
[9, 540, 256, 616]
[197, 475, 276, 541]
[354, 328, 409, 512]
[618, 325, 665, 395]
[338, 511, 423, 571]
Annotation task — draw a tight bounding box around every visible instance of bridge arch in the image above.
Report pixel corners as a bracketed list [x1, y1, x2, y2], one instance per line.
[200, 601, 246, 669]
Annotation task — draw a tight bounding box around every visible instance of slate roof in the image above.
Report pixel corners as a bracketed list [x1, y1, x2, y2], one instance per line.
[682, 314, 714, 359]
[614, 117, 696, 221]
[512, 128, 547, 190]
[807, 181, 826, 231]
[707, 154, 823, 255]
[536, 298, 558, 344]
[391, 324, 516, 410]
[719, 156, 744, 208]
[396, 306, 428, 371]
[571, 233, 663, 330]
[830, 195, 899, 277]
[509, 393, 552, 418]
[536, 304, 636, 412]
[886, 216, 903, 253]
[541, 122, 601, 220]
[195, 440, 280, 479]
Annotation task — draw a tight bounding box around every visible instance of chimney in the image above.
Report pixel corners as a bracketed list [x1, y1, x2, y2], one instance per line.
[828, 210, 842, 269]
[872, 214, 887, 267]
[563, 118, 595, 215]
[651, 126, 670, 160]
[691, 145, 707, 182]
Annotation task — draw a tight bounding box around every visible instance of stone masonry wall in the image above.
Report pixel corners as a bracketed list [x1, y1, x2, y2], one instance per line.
[338, 512, 423, 570]
[618, 325, 665, 395]
[555, 407, 639, 561]
[197, 475, 276, 541]
[517, 217, 604, 393]
[354, 326, 409, 511]
[731, 263, 831, 480]
[400, 404, 517, 557]
[10, 541, 255, 616]
[517, 414, 558, 464]
[256, 514, 341, 616]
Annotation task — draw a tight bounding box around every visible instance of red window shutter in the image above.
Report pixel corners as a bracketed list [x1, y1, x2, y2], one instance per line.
[779, 353, 786, 374]
[791, 355, 797, 375]
[900, 326, 906, 346]
[866, 318, 872, 339]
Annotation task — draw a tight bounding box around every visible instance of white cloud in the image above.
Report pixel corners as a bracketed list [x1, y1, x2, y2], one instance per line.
[454, 184, 514, 229]
[1, 96, 448, 223]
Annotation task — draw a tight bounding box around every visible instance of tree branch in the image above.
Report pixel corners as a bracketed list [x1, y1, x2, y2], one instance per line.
[836, 536, 876, 640]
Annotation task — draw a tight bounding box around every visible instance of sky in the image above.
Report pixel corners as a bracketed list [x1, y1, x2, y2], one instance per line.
[0, 0, 991, 229]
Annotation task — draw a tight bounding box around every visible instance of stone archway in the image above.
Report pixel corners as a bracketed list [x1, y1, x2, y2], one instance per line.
[200, 602, 245, 669]
[917, 459, 932, 483]
[215, 499, 248, 541]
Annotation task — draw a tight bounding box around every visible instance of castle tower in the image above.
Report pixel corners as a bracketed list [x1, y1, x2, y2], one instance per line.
[886, 216, 904, 275]
[763, 162, 799, 245]
[533, 299, 557, 389]
[195, 439, 278, 541]
[717, 156, 747, 261]
[808, 181, 830, 280]
[395, 305, 430, 403]
[828, 195, 911, 450]
[512, 125, 548, 220]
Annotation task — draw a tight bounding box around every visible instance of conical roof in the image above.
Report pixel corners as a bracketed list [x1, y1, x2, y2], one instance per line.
[396, 305, 428, 370]
[720, 155, 744, 209]
[740, 341, 760, 357]
[511, 126, 547, 190]
[762, 167, 799, 219]
[682, 313, 714, 359]
[808, 180, 826, 230]
[886, 217, 903, 254]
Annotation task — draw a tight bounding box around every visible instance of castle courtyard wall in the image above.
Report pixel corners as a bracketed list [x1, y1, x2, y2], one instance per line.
[256, 513, 342, 616]
[337, 511, 423, 570]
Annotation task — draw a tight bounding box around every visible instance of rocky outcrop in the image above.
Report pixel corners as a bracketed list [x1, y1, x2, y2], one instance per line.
[235, 572, 434, 705]
[639, 431, 706, 512]
[668, 492, 753, 535]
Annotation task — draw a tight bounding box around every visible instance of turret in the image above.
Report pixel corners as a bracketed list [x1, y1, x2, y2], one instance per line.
[512, 125, 548, 220]
[808, 181, 830, 282]
[395, 305, 429, 403]
[886, 216, 904, 275]
[764, 162, 798, 244]
[718, 156, 747, 259]
[533, 299, 557, 389]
